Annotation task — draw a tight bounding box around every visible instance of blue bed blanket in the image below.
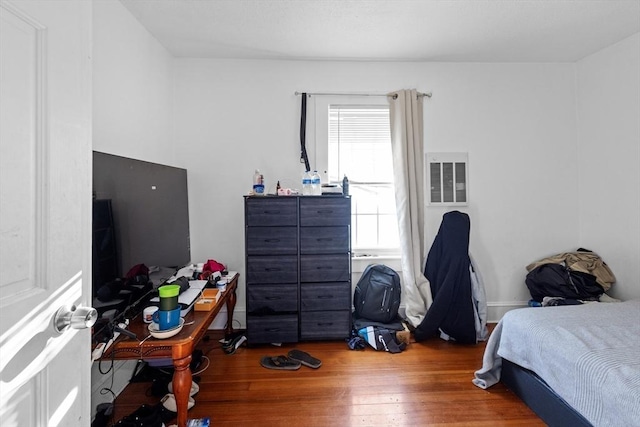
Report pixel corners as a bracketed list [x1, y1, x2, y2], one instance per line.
[473, 299, 640, 427]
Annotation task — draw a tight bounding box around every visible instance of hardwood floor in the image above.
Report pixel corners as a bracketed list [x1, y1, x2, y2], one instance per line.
[108, 326, 543, 426]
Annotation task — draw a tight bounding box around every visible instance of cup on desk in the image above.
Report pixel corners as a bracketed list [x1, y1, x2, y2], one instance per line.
[152, 307, 181, 330]
[216, 280, 227, 292]
[143, 306, 158, 323]
[158, 284, 180, 311]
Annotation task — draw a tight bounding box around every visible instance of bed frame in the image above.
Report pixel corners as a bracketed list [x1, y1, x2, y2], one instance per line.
[501, 359, 593, 427]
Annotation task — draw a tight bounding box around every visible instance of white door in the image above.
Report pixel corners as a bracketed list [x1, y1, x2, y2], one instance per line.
[0, 1, 93, 426]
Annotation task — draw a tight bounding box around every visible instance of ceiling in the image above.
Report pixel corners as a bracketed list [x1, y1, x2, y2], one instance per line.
[119, 0, 640, 62]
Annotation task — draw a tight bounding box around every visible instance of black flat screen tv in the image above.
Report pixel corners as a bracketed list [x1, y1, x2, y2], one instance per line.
[92, 151, 191, 293]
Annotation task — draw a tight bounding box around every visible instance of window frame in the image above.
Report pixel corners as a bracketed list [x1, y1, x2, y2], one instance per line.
[313, 95, 400, 256]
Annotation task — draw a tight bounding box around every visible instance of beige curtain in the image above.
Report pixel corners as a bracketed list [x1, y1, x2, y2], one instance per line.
[389, 89, 432, 327]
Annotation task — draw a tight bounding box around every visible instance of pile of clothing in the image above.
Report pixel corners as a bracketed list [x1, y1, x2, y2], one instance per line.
[525, 248, 617, 305]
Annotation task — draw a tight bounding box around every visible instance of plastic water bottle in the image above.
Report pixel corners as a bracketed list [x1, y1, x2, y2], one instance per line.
[342, 175, 349, 196]
[302, 170, 312, 195]
[253, 169, 264, 195]
[311, 171, 321, 195]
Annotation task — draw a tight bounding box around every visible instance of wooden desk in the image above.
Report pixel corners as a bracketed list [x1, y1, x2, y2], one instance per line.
[102, 273, 238, 427]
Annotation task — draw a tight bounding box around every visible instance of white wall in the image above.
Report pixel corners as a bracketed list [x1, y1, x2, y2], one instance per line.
[92, 0, 175, 166]
[173, 59, 580, 321]
[576, 33, 640, 301]
[91, 0, 176, 416]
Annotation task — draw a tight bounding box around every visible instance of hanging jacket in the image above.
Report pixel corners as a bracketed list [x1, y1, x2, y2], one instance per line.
[414, 211, 487, 344]
[469, 254, 488, 342]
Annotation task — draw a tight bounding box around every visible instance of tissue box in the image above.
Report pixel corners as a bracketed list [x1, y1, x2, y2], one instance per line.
[194, 289, 220, 311]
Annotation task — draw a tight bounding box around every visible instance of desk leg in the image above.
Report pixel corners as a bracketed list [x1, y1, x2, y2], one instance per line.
[224, 286, 237, 338]
[172, 354, 192, 427]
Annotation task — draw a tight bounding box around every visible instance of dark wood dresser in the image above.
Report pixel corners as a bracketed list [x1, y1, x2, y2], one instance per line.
[244, 195, 351, 344]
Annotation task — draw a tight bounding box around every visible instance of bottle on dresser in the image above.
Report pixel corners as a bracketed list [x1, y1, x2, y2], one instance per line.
[311, 170, 322, 195]
[253, 170, 265, 195]
[302, 170, 312, 195]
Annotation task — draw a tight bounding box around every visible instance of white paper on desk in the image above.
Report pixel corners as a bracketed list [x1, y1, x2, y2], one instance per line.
[189, 280, 207, 290]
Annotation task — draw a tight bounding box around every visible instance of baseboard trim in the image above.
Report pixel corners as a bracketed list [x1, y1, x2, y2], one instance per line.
[487, 301, 529, 323]
[399, 300, 528, 325]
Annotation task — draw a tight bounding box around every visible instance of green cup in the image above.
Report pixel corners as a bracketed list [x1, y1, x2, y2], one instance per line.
[158, 284, 180, 310]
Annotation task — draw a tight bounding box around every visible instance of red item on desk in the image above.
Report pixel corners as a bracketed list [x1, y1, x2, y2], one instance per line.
[203, 259, 225, 275]
[125, 263, 149, 279]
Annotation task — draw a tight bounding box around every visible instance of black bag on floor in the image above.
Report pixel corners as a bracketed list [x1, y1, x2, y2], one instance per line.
[353, 264, 401, 324]
[525, 263, 604, 302]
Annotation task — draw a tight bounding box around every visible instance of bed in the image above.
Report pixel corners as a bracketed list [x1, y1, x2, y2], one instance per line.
[473, 299, 640, 427]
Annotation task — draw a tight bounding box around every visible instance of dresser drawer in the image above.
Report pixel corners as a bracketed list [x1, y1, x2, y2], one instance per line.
[300, 254, 350, 282]
[300, 198, 350, 226]
[247, 255, 297, 284]
[301, 282, 351, 311]
[246, 198, 297, 226]
[247, 284, 298, 314]
[247, 314, 298, 344]
[246, 227, 297, 255]
[300, 311, 351, 340]
[300, 226, 349, 254]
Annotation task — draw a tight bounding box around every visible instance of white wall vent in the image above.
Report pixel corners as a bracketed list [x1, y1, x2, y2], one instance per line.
[426, 152, 468, 206]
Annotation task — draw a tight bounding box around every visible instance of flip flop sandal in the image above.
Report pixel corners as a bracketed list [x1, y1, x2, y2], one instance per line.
[260, 355, 301, 370]
[287, 349, 322, 369]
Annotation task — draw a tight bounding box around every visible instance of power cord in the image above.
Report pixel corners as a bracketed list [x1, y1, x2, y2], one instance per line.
[192, 356, 210, 375]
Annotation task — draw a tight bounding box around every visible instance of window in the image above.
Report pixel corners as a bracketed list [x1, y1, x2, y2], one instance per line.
[314, 96, 399, 254]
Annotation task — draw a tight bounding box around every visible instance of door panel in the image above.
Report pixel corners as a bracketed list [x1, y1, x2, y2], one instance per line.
[0, 1, 92, 426]
[0, 0, 41, 298]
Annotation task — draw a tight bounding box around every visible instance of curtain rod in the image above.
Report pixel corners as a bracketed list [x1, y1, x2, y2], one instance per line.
[294, 91, 432, 99]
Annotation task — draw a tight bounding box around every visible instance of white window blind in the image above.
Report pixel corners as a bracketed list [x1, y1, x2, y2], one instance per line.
[328, 105, 399, 251]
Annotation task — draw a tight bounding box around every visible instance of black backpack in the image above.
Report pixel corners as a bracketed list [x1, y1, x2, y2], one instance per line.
[353, 264, 401, 324]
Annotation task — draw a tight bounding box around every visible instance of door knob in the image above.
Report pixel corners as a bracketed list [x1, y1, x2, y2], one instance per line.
[53, 305, 98, 333]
